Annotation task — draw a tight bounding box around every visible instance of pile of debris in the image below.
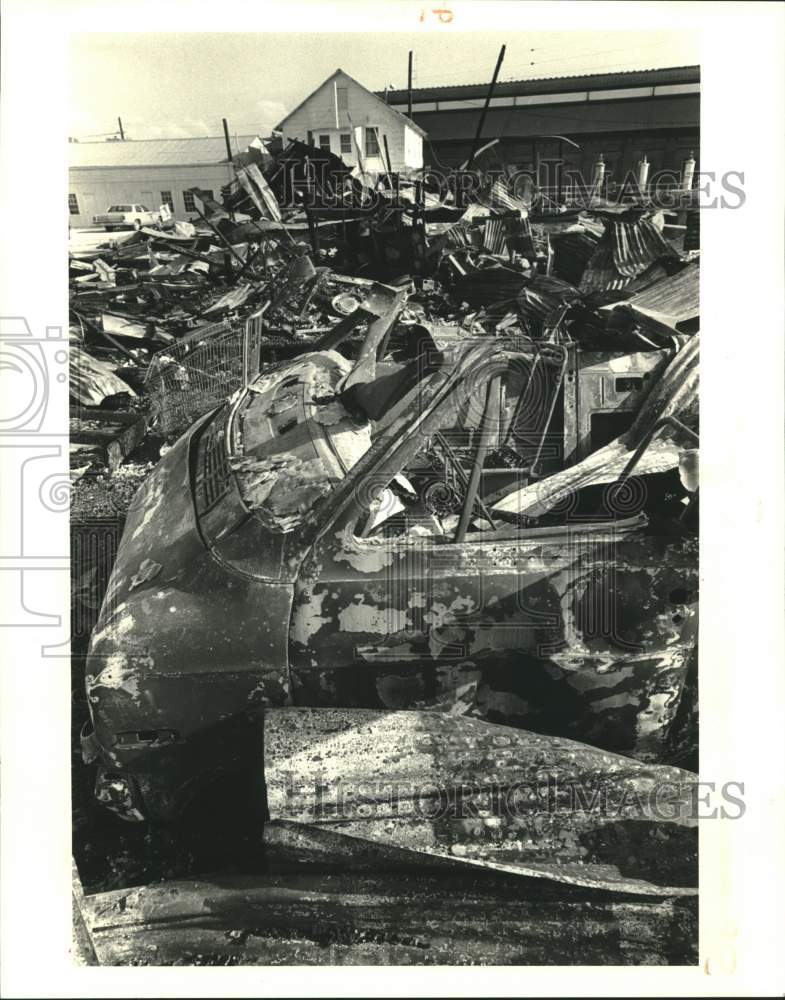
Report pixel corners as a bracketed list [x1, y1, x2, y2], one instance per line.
[70, 135, 700, 649]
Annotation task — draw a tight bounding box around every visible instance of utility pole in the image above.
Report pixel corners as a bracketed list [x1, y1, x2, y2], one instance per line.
[117, 116, 125, 140]
[465, 44, 506, 171]
[407, 51, 413, 119]
[222, 118, 233, 163]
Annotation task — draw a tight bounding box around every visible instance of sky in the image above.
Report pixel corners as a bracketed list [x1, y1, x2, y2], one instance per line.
[69, 30, 700, 142]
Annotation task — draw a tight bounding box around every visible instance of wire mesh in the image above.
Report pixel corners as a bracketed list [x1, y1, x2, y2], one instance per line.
[144, 309, 265, 438]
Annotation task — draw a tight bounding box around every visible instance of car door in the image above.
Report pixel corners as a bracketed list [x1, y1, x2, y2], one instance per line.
[289, 354, 698, 759]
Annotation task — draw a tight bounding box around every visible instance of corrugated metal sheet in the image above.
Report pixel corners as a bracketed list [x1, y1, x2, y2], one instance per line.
[482, 218, 509, 256]
[579, 243, 634, 294]
[479, 177, 530, 214]
[621, 262, 671, 296]
[580, 216, 680, 293]
[69, 135, 259, 169]
[440, 212, 534, 259]
[451, 267, 578, 336]
[625, 262, 699, 324]
[610, 218, 677, 277]
[516, 276, 580, 336]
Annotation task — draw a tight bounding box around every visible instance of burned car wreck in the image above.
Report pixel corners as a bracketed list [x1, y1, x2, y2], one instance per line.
[83, 307, 699, 838]
[70, 134, 701, 911]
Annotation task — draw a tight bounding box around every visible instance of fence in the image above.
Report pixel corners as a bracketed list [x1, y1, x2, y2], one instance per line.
[144, 308, 266, 438]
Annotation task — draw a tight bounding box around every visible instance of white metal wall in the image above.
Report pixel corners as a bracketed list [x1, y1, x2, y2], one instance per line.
[68, 162, 235, 227]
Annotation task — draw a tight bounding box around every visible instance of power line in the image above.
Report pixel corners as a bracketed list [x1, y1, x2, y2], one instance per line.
[409, 40, 674, 86]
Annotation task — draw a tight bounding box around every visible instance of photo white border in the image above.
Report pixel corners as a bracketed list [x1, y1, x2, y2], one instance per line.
[1, 1, 783, 995]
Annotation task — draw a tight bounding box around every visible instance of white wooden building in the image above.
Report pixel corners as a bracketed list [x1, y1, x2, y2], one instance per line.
[68, 135, 259, 228]
[277, 69, 426, 176]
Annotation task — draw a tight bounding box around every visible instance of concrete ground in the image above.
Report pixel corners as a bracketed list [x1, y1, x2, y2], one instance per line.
[69, 227, 138, 253]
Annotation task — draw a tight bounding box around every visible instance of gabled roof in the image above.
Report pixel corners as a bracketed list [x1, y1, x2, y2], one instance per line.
[277, 68, 427, 138]
[69, 135, 260, 169]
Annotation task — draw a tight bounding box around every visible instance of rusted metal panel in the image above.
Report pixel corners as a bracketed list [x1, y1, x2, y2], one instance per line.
[289, 523, 697, 759]
[75, 863, 697, 965]
[265, 708, 697, 896]
[562, 348, 672, 464]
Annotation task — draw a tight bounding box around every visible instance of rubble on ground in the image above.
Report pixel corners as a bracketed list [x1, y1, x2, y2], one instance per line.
[72, 141, 702, 966]
[70, 135, 699, 480]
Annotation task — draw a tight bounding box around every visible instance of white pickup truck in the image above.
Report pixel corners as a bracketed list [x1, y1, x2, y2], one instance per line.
[92, 204, 161, 231]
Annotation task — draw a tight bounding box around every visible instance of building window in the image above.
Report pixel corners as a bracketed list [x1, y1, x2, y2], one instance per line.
[318, 134, 331, 151]
[183, 190, 196, 212]
[365, 128, 380, 156]
[337, 86, 349, 111]
[160, 190, 174, 210]
[340, 132, 352, 154]
[201, 189, 214, 202]
[68, 193, 79, 215]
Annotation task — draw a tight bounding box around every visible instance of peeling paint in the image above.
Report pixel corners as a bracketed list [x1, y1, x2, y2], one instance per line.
[337, 598, 410, 635]
[291, 588, 330, 646]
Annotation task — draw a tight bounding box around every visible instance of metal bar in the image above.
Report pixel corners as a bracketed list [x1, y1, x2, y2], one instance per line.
[305, 159, 320, 253]
[530, 348, 569, 477]
[242, 301, 269, 386]
[381, 132, 393, 177]
[503, 352, 541, 450]
[312, 311, 365, 352]
[465, 44, 506, 171]
[407, 51, 413, 119]
[222, 118, 233, 163]
[191, 206, 245, 266]
[617, 416, 699, 484]
[455, 374, 502, 543]
[434, 431, 497, 531]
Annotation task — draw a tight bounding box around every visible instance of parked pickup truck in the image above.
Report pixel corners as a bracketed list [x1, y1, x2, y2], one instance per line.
[93, 204, 161, 231]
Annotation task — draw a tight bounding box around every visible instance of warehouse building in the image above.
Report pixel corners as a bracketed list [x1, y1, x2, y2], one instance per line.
[68, 134, 258, 228]
[381, 65, 699, 187]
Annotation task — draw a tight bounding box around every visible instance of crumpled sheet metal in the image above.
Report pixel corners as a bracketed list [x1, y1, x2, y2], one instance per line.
[265, 708, 697, 896]
[610, 218, 677, 278]
[622, 261, 700, 327]
[550, 230, 600, 286]
[76, 855, 697, 965]
[580, 216, 680, 293]
[494, 334, 699, 517]
[70, 345, 136, 406]
[340, 286, 408, 391]
[515, 275, 581, 336]
[236, 162, 282, 222]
